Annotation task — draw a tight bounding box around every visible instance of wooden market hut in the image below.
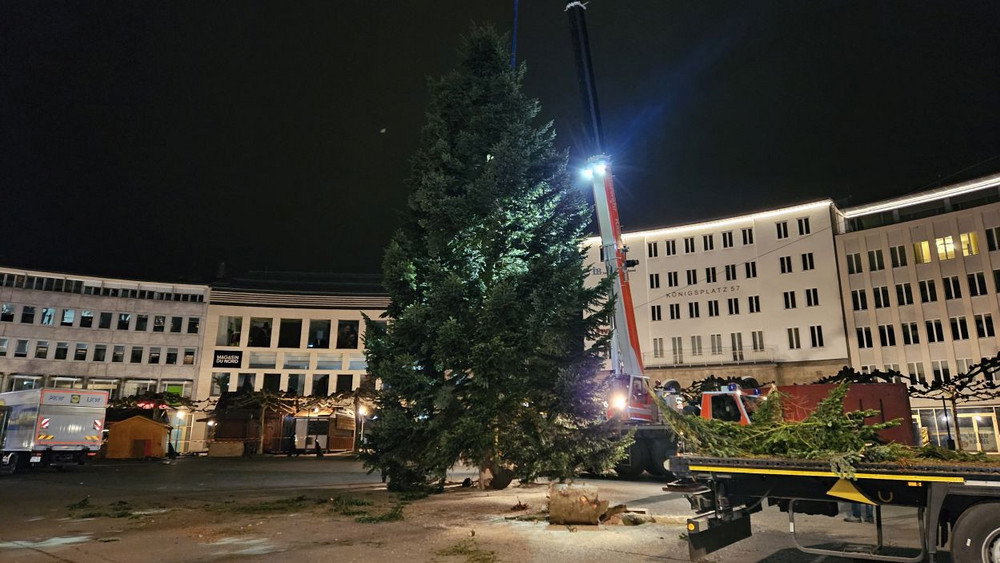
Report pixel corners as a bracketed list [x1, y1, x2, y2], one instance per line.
[105, 415, 170, 459]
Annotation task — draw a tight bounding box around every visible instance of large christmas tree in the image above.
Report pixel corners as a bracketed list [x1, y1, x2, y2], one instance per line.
[362, 25, 625, 490]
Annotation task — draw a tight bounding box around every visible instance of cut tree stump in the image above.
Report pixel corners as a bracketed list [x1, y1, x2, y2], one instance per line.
[547, 483, 608, 525]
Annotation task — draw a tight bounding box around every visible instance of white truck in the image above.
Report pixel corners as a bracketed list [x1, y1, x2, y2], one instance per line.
[0, 388, 109, 474]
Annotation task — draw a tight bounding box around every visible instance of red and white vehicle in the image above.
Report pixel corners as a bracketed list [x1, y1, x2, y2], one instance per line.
[0, 388, 109, 474]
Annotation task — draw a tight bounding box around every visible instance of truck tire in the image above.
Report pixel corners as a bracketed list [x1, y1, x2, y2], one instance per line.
[1, 452, 19, 475]
[646, 439, 674, 478]
[951, 502, 1000, 563]
[615, 440, 649, 480]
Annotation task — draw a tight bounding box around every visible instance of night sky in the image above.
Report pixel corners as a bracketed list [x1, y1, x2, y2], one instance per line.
[3, 2, 999, 283]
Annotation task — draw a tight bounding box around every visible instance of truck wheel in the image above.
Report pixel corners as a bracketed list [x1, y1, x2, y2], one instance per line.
[646, 439, 674, 478]
[1, 452, 19, 475]
[951, 502, 1000, 563]
[615, 441, 648, 480]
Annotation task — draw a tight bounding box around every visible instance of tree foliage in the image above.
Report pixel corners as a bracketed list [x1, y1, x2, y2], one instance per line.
[360, 25, 622, 490]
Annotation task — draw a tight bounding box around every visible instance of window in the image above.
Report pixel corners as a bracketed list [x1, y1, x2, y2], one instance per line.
[956, 358, 972, 376]
[116, 313, 130, 330]
[684, 237, 695, 253]
[249, 352, 277, 369]
[787, 327, 801, 349]
[902, 322, 920, 345]
[60, 309, 75, 327]
[710, 334, 723, 355]
[39, 308, 54, 326]
[868, 249, 885, 271]
[286, 374, 305, 395]
[936, 236, 955, 260]
[776, 221, 789, 239]
[216, 316, 243, 346]
[304, 319, 330, 349]
[686, 269, 697, 285]
[779, 256, 792, 274]
[810, 325, 824, 347]
[0, 303, 13, 322]
[725, 264, 737, 281]
[134, 314, 147, 331]
[727, 297, 739, 315]
[112, 345, 125, 363]
[130, 346, 143, 363]
[907, 362, 926, 384]
[15, 339, 28, 358]
[731, 333, 744, 361]
[926, 320, 944, 343]
[278, 318, 303, 348]
[165, 348, 178, 364]
[667, 304, 679, 320]
[170, 316, 182, 333]
[708, 300, 719, 317]
[671, 336, 684, 364]
[665, 240, 676, 255]
[688, 302, 700, 318]
[943, 276, 962, 300]
[896, 283, 914, 305]
[851, 289, 868, 311]
[742, 227, 754, 245]
[336, 320, 360, 349]
[312, 374, 330, 396]
[878, 325, 896, 347]
[913, 241, 932, 264]
[52, 342, 68, 360]
[748, 295, 760, 313]
[691, 335, 703, 356]
[783, 291, 796, 309]
[93, 344, 107, 362]
[652, 305, 663, 321]
[950, 317, 969, 340]
[976, 314, 996, 338]
[890, 245, 907, 268]
[752, 331, 764, 352]
[649, 273, 660, 289]
[846, 253, 862, 275]
[667, 271, 678, 287]
[336, 374, 354, 394]
[797, 217, 810, 235]
[873, 286, 890, 308]
[988, 227, 1000, 251]
[722, 231, 734, 248]
[703, 234, 714, 251]
[857, 327, 873, 348]
[961, 232, 979, 256]
[932, 360, 951, 384]
[0, 338, 6, 357]
[80, 310, 94, 328]
[211, 373, 231, 396]
[21, 306, 36, 324]
[149, 347, 161, 364]
[919, 280, 938, 302]
[183, 349, 195, 365]
[647, 242, 658, 258]
[652, 338, 664, 358]
[745, 261, 757, 278]
[187, 317, 200, 334]
[153, 315, 165, 332]
[803, 287, 818, 307]
[35, 341, 49, 359]
[968, 272, 988, 296]
[248, 317, 273, 347]
[801, 253, 815, 271]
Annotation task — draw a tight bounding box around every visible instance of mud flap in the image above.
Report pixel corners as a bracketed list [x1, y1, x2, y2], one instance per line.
[687, 512, 752, 560]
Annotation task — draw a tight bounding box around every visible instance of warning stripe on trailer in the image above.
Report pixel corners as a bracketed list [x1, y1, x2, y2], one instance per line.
[93, 419, 103, 431]
[36, 434, 55, 440]
[687, 464, 966, 484]
[40, 418, 51, 429]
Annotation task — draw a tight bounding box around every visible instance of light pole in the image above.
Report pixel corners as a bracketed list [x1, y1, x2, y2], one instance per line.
[357, 405, 368, 450]
[174, 410, 185, 455]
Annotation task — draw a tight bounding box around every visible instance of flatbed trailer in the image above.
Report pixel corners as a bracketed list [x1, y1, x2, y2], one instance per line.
[667, 455, 1000, 563]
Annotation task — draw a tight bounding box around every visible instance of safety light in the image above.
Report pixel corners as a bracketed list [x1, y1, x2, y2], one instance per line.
[611, 394, 627, 411]
[593, 162, 607, 175]
[581, 168, 594, 180]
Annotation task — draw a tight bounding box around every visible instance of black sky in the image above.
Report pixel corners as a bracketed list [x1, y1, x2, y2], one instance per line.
[2, 2, 999, 282]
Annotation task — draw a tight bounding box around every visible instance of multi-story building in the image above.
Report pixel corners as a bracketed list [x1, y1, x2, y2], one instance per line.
[836, 172, 1000, 453]
[585, 200, 850, 387]
[193, 272, 389, 450]
[0, 267, 209, 447]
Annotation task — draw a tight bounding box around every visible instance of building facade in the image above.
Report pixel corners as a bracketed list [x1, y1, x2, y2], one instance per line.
[836, 172, 1000, 453]
[585, 200, 850, 387]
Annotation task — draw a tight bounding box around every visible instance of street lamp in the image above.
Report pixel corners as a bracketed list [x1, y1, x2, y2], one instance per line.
[174, 410, 186, 456]
[357, 406, 368, 449]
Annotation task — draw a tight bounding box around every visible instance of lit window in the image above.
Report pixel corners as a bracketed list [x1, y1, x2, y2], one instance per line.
[935, 236, 955, 260]
[960, 232, 979, 256]
[913, 241, 931, 264]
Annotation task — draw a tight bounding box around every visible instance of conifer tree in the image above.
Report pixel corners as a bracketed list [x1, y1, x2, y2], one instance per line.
[361, 25, 624, 490]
